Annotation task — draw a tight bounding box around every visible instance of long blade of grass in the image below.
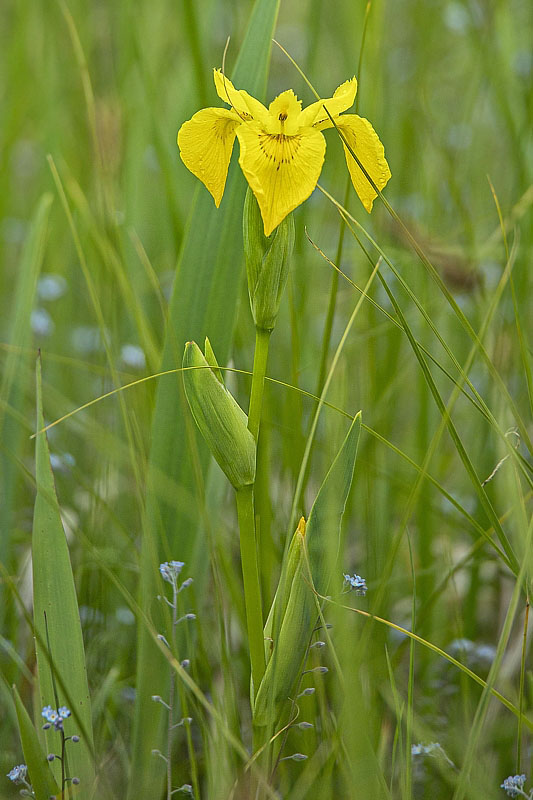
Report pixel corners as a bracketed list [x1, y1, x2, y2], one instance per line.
[306, 413, 362, 595]
[32, 355, 95, 793]
[13, 685, 60, 800]
[320, 188, 520, 570]
[0, 193, 52, 643]
[452, 510, 533, 800]
[326, 595, 532, 728]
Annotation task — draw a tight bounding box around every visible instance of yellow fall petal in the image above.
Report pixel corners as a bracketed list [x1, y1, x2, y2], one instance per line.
[236, 123, 326, 236]
[336, 114, 391, 212]
[177, 107, 242, 207]
[213, 69, 268, 123]
[299, 77, 358, 129]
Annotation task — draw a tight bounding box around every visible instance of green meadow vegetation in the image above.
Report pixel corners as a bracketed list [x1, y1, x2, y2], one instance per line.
[1, 0, 532, 797]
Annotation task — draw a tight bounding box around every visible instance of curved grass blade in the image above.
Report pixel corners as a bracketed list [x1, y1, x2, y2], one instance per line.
[33, 356, 95, 794]
[0, 193, 52, 649]
[306, 412, 362, 595]
[13, 685, 60, 800]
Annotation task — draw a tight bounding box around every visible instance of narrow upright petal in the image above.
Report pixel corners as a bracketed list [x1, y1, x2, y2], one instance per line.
[298, 77, 358, 129]
[335, 114, 391, 211]
[265, 90, 303, 135]
[177, 107, 242, 206]
[236, 123, 326, 235]
[213, 69, 269, 123]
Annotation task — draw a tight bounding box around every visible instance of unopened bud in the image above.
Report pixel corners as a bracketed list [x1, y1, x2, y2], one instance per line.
[253, 519, 313, 726]
[243, 188, 294, 331]
[183, 340, 256, 490]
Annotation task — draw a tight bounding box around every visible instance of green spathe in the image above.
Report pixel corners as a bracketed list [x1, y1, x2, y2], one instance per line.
[253, 414, 361, 727]
[243, 187, 294, 331]
[253, 518, 312, 727]
[183, 340, 256, 489]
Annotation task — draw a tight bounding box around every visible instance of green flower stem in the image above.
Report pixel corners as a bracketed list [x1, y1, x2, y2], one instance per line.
[235, 484, 266, 693]
[247, 327, 271, 442]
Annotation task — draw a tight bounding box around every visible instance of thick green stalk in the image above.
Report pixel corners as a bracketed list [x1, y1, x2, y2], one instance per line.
[235, 485, 266, 693]
[248, 328, 272, 442]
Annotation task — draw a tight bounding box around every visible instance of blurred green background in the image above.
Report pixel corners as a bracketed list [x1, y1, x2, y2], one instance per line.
[1, 0, 532, 797]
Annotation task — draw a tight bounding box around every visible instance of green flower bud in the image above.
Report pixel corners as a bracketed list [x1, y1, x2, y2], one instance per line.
[243, 187, 294, 332]
[182, 340, 256, 490]
[253, 518, 314, 727]
[203, 336, 223, 384]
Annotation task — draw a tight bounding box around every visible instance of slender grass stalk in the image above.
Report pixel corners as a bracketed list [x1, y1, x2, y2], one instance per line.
[319, 190, 521, 569]
[287, 258, 381, 537]
[319, 122, 533, 455]
[235, 485, 266, 692]
[244, 327, 271, 708]
[517, 597, 529, 774]
[312, 0, 371, 399]
[404, 534, 416, 799]
[314, 177, 350, 398]
[167, 589, 178, 800]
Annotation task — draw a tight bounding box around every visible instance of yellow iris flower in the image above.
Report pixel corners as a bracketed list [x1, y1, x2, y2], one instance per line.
[178, 69, 391, 236]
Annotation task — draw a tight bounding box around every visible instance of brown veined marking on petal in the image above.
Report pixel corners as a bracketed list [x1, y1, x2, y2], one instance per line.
[257, 133, 303, 171]
[260, 134, 304, 228]
[197, 116, 241, 176]
[213, 116, 242, 140]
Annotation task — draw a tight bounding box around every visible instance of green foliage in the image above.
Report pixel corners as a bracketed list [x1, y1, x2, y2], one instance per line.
[255, 414, 361, 727]
[1, 0, 533, 798]
[13, 686, 60, 800]
[32, 357, 95, 792]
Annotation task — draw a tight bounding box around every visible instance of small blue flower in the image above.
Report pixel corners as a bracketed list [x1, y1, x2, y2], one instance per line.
[42, 706, 59, 723]
[159, 561, 185, 585]
[7, 764, 27, 784]
[42, 704, 70, 730]
[411, 741, 455, 768]
[343, 573, 368, 596]
[280, 752, 308, 762]
[501, 774, 527, 797]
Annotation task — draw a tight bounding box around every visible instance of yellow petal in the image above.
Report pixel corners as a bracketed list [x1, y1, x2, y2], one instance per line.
[213, 69, 268, 123]
[336, 114, 391, 212]
[265, 90, 302, 135]
[177, 107, 242, 207]
[236, 123, 326, 236]
[299, 77, 357, 129]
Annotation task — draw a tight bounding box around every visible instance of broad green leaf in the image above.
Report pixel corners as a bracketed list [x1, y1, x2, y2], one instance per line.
[0, 193, 52, 648]
[13, 685, 60, 800]
[32, 356, 95, 793]
[129, 2, 281, 796]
